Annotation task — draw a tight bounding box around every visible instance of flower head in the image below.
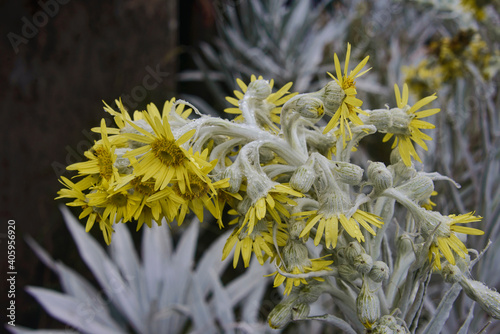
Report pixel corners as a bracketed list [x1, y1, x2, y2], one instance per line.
[122, 103, 210, 192]
[323, 43, 370, 142]
[225, 75, 297, 131]
[428, 212, 484, 269]
[383, 83, 440, 166]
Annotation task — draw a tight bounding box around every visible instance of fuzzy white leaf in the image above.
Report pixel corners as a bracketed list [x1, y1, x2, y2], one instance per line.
[26, 287, 126, 334]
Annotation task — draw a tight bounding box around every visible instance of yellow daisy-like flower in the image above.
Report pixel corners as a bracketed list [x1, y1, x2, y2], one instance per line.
[241, 184, 303, 235]
[128, 177, 184, 230]
[222, 219, 287, 268]
[383, 83, 440, 166]
[270, 257, 333, 295]
[298, 209, 383, 249]
[323, 43, 370, 142]
[225, 75, 297, 131]
[86, 179, 141, 226]
[67, 119, 119, 183]
[429, 212, 484, 270]
[146, 149, 228, 225]
[122, 103, 209, 192]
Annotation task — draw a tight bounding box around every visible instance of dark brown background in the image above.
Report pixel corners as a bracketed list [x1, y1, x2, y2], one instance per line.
[1, 0, 219, 329]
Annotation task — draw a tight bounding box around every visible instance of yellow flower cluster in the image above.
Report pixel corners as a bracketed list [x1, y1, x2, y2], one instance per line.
[57, 43, 485, 302]
[405, 30, 498, 98]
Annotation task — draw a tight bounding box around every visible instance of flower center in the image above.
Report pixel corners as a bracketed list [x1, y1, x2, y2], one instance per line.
[95, 146, 113, 180]
[109, 193, 128, 207]
[151, 138, 185, 166]
[131, 177, 155, 196]
[342, 76, 355, 91]
[174, 175, 209, 200]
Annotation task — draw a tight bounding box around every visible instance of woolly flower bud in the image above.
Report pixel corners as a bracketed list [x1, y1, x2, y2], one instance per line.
[246, 79, 272, 100]
[345, 241, 365, 262]
[353, 254, 374, 274]
[246, 171, 273, 200]
[441, 264, 463, 284]
[369, 261, 390, 282]
[332, 161, 364, 185]
[283, 239, 310, 268]
[283, 95, 324, 119]
[338, 264, 359, 281]
[386, 107, 412, 135]
[290, 164, 316, 193]
[292, 303, 310, 320]
[267, 295, 298, 329]
[288, 218, 306, 239]
[368, 161, 393, 191]
[259, 147, 275, 163]
[366, 109, 392, 131]
[396, 234, 414, 255]
[357, 280, 381, 328]
[222, 166, 243, 193]
[460, 278, 500, 319]
[396, 175, 434, 203]
[323, 81, 344, 111]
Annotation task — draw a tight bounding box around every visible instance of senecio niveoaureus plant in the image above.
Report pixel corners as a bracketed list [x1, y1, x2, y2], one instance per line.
[57, 43, 500, 332]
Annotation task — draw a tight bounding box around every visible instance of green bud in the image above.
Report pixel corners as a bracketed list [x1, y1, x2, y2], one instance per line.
[283, 94, 324, 119]
[345, 241, 365, 262]
[332, 161, 364, 185]
[460, 278, 500, 319]
[338, 264, 359, 281]
[290, 164, 316, 193]
[222, 166, 242, 193]
[369, 261, 390, 282]
[353, 253, 374, 274]
[292, 303, 310, 320]
[368, 161, 393, 191]
[441, 264, 463, 284]
[357, 280, 381, 329]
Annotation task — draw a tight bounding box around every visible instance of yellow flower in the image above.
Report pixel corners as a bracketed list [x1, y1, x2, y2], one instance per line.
[222, 220, 287, 268]
[383, 83, 440, 166]
[298, 209, 383, 249]
[128, 177, 184, 230]
[86, 179, 141, 226]
[323, 43, 370, 142]
[429, 212, 484, 269]
[122, 102, 209, 192]
[67, 119, 119, 183]
[269, 257, 333, 295]
[241, 184, 302, 235]
[225, 75, 297, 131]
[146, 149, 228, 225]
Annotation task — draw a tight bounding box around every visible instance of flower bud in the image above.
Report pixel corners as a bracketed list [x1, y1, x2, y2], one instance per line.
[396, 234, 413, 255]
[371, 325, 394, 334]
[460, 278, 500, 319]
[318, 81, 344, 113]
[283, 239, 309, 268]
[357, 280, 381, 329]
[290, 164, 316, 193]
[396, 175, 434, 203]
[366, 109, 392, 131]
[345, 241, 365, 262]
[392, 160, 417, 180]
[368, 161, 393, 191]
[283, 95, 324, 119]
[369, 261, 390, 282]
[246, 79, 272, 100]
[353, 254, 374, 274]
[292, 302, 310, 320]
[441, 264, 463, 284]
[386, 108, 411, 135]
[332, 161, 363, 185]
[267, 295, 298, 329]
[222, 166, 242, 193]
[338, 264, 359, 281]
[288, 218, 306, 239]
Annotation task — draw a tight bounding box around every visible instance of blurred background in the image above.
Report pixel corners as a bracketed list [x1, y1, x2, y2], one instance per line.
[1, 0, 499, 331]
